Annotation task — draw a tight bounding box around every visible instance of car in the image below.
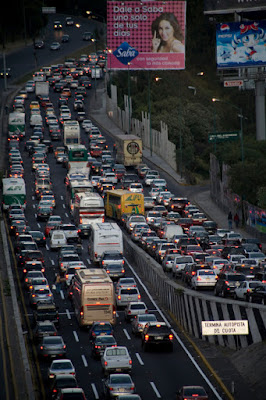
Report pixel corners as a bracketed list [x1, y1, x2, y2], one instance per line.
[50, 42, 61, 51]
[54, 20, 62, 29]
[34, 40, 45, 49]
[50, 231, 67, 250]
[64, 263, 86, 286]
[191, 269, 217, 290]
[100, 250, 124, 267]
[131, 314, 157, 335]
[141, 322, 173, 352]
[37, 204, 53, 221]
[33, 301, 59, 326]
[29, 285, 54, 307]
[214, 272, 246, 297]
[28, 277, 49, 293]
[55, 388, 87, 399]
[57, 224, 79, 242]
[89, 321, 114, 341]
[116, 287, 141, 308]
[126, 214, 146, 233]
[49, 374, 78, 399]
[248, 285, 266, 304]
[128, 183, 143, 193]
[32, 320, 57, 342]
[24, 270, 45, 290]
[176, 386, 208, 400]
[91, 335, 117, 359]
[82, 31, 93, 41]
[23, 261, 45, 277]
[104, 263, 125, 281]
[103, 374, 135, 398]
[124, 302, 148, 322]
[101, 346, 132, 375]
[38, 336, 66, 358]
[61, 34, 70, 43]
[48, 359, 75, 381]
[29, 230, 46, 246]
[234, 280, 262, 301]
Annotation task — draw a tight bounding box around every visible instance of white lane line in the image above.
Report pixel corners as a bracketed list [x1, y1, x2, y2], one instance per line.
[65, 212, 69, 218]
[37, 223, 41, 228]
[62, 204, 66, 209]
[87, 258, 91, 265]
[61, 196, 64, 200]
[35, 214, 37, 218]
[60, 290, 64, 300]
[73, 330, 79, 342]
[150, 382, 161, 398]
[136, 352, 144, 366]
[123, 328, 131, 340]
[81, 354, 88, 367]
[32, 195, 35, 200]
[51, 259, 55, 266]
[116, 312, 119, 318]
[46, 244, 49, 251]
[91, 383, 99, 399]
[66, 309, 71, 319]
[126, 257, 223, 400]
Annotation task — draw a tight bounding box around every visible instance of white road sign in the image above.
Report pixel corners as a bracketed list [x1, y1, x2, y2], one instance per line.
[42, 7, 56, 14]
[224, 80, 244, 87]
[202, 320, 249, 335]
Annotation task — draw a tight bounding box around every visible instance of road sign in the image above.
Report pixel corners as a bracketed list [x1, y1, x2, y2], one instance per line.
[208, 131, 239, 143]
[224, 80, 244, 87]
[202, 320, 249, 336]
[42, 7, 56, 13]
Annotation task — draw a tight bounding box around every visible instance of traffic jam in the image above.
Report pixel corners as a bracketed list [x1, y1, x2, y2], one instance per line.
[3, 49, 265, 400]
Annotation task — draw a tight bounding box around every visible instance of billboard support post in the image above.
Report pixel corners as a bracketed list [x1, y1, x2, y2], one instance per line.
[148, 71, 152, 156]
[255, 80, 266, 141]
[127, 63, 131, 135]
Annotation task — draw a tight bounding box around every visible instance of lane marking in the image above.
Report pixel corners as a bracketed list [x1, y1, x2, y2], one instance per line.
[60, 290, 64, 300]
[65, 212, 69, 218]
[37, 223, 41, 228]
[136, 352, 144, 366]
[150, 382, 161, 398]
[87, 258, 91, 265]
[66, 309, 71, 319]
[32, 196, 35, 200]
[51, 259, 55, 266]
[73, 330, 79, 342]
[61, 196, 64, 200]
[91, 383, 99, 399]
[46, 244, 49, 251]
[62, 204, 66, 209]
[81, 354, 88, 367]
[123, 328, 131, 340]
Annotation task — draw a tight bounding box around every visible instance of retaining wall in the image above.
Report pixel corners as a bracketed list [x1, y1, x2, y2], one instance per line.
[124, 235, 266, 350]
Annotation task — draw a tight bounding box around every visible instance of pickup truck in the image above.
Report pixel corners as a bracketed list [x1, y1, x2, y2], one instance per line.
[101, 346, 132, 375]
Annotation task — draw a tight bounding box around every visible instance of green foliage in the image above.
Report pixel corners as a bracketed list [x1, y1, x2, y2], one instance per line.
[258, 187, 266, 209]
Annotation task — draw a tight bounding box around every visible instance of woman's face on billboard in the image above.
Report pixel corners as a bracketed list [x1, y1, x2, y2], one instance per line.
[158, 20, 174, 42]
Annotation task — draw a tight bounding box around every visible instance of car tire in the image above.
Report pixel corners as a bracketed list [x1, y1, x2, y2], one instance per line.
[222, 289, 226, 298]
[233, 293, 238, 300]
[214, 286, 219, 296]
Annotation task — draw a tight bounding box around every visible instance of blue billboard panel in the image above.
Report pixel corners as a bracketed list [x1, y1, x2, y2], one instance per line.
[216, 20, 266, 68]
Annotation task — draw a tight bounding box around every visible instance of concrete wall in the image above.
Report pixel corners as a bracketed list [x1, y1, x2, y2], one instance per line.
[106, 84, 177, 172]
[124, 234, 266, 350]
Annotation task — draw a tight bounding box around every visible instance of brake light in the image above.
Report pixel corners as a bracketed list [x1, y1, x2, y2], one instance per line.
[192, 271, 196, 275]
[197, 277, 202, 281]
[169, 334, 173, 340]
[145, 334, 149, 341]
[80, 306, 84, 318]
[117, 295, 121, 300]
[65, 274, 69, 279]
[129, 359, 132, 365]
[138, 294, 141, 299]
[104, 361, 108, 366]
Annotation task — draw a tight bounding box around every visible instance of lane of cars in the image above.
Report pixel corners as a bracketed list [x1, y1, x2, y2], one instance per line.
[2, 52, 248, 400]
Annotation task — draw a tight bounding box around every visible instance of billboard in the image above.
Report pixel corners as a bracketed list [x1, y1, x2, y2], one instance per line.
[204, 0, 266, 14]
[107, 1, 186, 70]
[216, 20, 266, 68]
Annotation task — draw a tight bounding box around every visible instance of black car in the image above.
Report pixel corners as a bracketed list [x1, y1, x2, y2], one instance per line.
[91, 335, 117, 358]
[249, 285, 266, 305]
[214, 272, 246, 297]
[33, 301, 59, 326]
[34, 40, 44, 49]
[77, 223, 91, 238]
[141, 322, 173, 352]
[50, 374, 78, 399]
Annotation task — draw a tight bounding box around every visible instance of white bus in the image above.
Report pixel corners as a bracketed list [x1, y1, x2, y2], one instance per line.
[89, 222, 123, 263]
[2, 178, 26, 211]
[72, 268, 116, 327]
[73, 192, 105, 226]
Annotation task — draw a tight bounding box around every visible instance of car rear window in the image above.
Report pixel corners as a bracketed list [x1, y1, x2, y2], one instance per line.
[131, 304, 145, 310]
[106, 348, 127, 356]
[148, 325, 170, 334]
[121, 289, 138, 295]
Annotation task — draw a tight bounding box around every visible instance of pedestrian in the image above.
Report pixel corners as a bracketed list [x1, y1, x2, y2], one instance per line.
[228, 211, 233, 230]
[55, 273, 62, 294]
[234, 212, 240, 228]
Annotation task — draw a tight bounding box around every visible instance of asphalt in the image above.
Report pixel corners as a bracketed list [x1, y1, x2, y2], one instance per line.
[88, 84, 264, 400]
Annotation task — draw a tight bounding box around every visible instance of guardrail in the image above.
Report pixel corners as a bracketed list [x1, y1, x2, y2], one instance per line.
[124, 235, 266, 350]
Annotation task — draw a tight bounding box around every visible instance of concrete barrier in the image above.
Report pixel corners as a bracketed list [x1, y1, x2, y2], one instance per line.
[124, 235, 266, 350]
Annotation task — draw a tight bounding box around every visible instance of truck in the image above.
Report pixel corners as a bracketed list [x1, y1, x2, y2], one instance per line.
[35, 81, 49, 98]
[2, 178, 26, 211]
[73, 192, 105, 227]
[63, 121, 80, 146]
[72, 268, 116, 327]
[91, 66, 103, 79]
[8, 112, 25, 138]
[115, 135, 142, 167]
[89, 222, 123, 263]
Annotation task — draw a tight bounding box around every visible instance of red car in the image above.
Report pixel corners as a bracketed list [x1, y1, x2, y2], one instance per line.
[176, 386, 208, 400]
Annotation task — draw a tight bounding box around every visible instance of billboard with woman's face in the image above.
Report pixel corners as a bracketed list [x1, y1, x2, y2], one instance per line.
[107, 1, 186, 70]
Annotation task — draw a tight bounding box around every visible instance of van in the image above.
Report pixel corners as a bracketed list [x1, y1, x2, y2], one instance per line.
[89, 222, 123, 263]
[162, 225, 184, 241]
[33, 302, 59, 326]
[30, 114, 43, 127]
[35, 178, 52, 198]
[50, 231, 67, 250]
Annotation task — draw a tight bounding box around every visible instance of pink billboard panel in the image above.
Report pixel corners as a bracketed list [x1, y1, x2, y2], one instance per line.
[107, 1, 186, 70]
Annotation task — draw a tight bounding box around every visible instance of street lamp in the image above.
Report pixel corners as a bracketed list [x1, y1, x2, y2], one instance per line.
[212, 98, 244, 163]
[86, 10, 106, 23]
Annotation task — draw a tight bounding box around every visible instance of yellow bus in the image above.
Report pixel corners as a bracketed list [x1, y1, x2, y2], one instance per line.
[105, 189, 144, 220]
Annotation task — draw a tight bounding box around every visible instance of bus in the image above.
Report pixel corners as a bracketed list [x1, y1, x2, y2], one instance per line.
[66, 179, 94, 214]
[2, 178, 26, 210]
[67, 144, 89, 172]
[72, 268, 116, 327]
[64, 120, 80, 146]
[105, 189, 144, 220]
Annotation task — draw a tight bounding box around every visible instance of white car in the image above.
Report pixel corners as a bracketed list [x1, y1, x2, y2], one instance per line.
[101, 346, 132, 375]
[102, 172, 117, 184]
[172, 255, 194, 278]
[128, 183, 143, 193]
[47, 359, 75, 381]
[124, 301, 148, 321]
[234, 280, 262, 301]
[50, 41, 61, 51]
[126, 214, 146, 232]
[211, 258, 230, 272]
[116, 287, 141, 308]
[50, 231, 67, 250]
[191, 269, 217, 290]
[149, 187, 161, 199]
[57, 224, 79, 242]
[228, 254, 244, 264]
[131, 313, 157, 335]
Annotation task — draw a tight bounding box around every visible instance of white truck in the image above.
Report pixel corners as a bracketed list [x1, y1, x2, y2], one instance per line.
[8, 112, 25, 137]
[73, 192, 105, 226]
[2, 178, 26, 210]
[91, 66, 103, 79]
[35, 81, 49, 98]
[72, 268, 116, 327]
[63, 121, 80, 146]
[89, 222, 123, 263]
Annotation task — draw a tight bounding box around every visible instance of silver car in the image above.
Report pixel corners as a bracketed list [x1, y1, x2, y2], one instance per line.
[38, 336, 66, 358]
[103, 374, 135, 398]
[48, 359, 75, 381]
[131, 314, 157, 335]
[29, 285, 53, 307]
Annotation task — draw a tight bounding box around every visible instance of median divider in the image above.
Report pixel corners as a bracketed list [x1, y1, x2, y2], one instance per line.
[123, 235, 266, 350]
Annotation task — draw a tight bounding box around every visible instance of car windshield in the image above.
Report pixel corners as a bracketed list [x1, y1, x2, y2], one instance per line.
[139, 315, 156, 322]
[52, 361, 72, 370]
[43, 337, 62, 344]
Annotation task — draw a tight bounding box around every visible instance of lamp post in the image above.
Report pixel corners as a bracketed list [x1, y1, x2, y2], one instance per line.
[127, 62, 131, 135]
[148, 71, 152, 156]
[92, 39, 97, 98]
[212, 98, 244, 163]
[188, 86, 196, 95]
